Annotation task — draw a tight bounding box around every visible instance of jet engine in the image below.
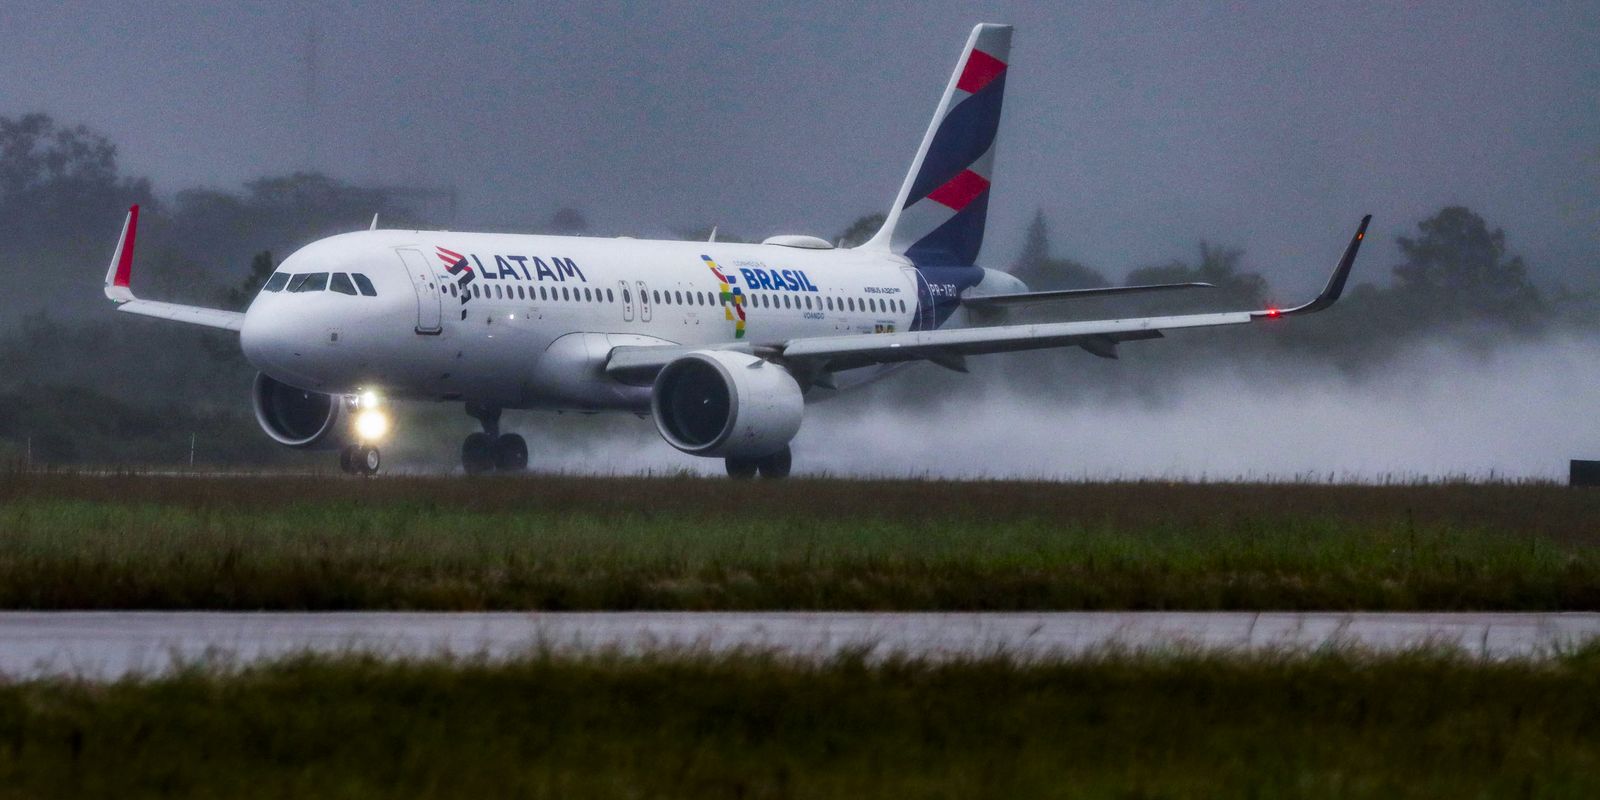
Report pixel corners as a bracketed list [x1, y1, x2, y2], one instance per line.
[252, 372, 345, 448]
[651, 351, 803, 458]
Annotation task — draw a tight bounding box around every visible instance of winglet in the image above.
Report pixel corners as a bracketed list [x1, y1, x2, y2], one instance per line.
[1253, 214, 1371, 319]
[103, 205, 140, 303]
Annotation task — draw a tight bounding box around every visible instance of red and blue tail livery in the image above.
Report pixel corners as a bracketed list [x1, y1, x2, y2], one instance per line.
[864, 23, 1011, 267]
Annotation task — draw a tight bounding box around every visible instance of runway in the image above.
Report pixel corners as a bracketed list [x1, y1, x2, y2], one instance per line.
[2, 611, 1598, 679]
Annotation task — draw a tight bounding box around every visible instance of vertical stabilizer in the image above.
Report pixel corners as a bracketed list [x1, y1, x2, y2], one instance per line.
[860, 23, 1012, 266]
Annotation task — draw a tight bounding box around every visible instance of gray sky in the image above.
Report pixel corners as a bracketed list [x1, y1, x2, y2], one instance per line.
[4, 1, 1596, 294]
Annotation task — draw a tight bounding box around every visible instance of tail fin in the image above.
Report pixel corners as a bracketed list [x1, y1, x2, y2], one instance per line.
[860, 23, 1012, 266]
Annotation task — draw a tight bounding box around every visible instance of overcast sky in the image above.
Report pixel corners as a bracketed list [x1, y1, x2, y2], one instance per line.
[3, 1, 1596, 294]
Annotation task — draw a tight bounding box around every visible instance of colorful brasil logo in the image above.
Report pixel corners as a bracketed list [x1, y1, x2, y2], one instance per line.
[702, 255, 747, 339]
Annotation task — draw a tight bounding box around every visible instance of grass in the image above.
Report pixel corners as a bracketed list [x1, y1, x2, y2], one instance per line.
[3, 646, 1600, 798]
[1, 472, 1598, 610]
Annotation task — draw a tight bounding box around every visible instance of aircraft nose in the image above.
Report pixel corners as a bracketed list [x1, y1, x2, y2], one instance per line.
[241, 305, 324, 386]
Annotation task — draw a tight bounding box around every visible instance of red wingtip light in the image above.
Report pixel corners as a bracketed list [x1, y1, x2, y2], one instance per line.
[1265, 308, 1281, 318]
[1356, 232, 1364, 241]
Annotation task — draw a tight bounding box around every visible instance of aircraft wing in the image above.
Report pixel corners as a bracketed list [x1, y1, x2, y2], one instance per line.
[112, 299, 245, 331]
[102, 205, 245, 332]
[608, 215, 1369, 383]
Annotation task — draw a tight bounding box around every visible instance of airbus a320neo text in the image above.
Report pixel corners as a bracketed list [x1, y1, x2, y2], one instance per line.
[101, 24, 1369, 476]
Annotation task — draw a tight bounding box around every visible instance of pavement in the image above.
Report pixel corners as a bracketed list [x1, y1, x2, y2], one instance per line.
[2, 611, 1597, 679]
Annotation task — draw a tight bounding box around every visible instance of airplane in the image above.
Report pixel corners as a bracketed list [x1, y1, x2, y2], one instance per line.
[101, 23, 1369, 477]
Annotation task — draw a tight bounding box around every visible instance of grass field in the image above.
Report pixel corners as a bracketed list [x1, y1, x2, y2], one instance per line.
[3, 646, 1599, 798]
[1, 472, 1598, 610]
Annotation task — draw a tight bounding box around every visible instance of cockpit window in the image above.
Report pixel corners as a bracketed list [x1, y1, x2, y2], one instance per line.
[295, 273, 329, 292]
[263, 272, 290, 292]
[330, 273, 358, 295]
[285, 273, 310, 292]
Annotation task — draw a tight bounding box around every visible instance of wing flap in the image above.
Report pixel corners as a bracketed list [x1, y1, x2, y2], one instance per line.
[781, 312, 1247, 370]
[961, 281, 1213, 309]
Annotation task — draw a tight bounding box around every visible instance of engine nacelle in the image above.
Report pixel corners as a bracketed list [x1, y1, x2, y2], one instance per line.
[651, 351, 803, 458]
[252, 372, 346, 449]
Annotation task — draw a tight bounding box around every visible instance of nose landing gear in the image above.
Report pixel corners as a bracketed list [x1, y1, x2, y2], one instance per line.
[462, 403, 528, 475]
[339, 444, 381, 476]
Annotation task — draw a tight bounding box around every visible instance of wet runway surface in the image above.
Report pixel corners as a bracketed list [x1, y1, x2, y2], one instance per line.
[3, 611, 1598, 679]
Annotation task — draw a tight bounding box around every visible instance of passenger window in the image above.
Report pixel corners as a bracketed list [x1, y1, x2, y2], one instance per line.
[263, 272, 290, 292]
[298, 273, 328, 292]
[538, 286, 547, 301]
[623, 288, 631, 303]
[653, 290, 661, 304]
[825, 297, 833, 311]
[607, 289, 615, 303]
[450, 284, 457, 297]
[329, 273, 358, 295]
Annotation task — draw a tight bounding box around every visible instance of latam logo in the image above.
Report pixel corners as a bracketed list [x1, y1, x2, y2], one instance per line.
[436, 248, 588, 283]
[436, 247, 476, 320]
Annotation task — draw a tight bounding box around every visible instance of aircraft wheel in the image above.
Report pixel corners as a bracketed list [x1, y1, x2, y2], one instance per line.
[462, 432, 496, 475]
[495, 434, 528, 472]
[725, 457, 759, 480]
[756, 446, 792, 480]
[357, 446, 381, 476]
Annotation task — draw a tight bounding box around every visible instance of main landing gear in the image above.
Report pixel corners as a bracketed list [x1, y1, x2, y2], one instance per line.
[725, 445, 792, 480]
[462, 403, 528, 475]
[339, 444, 381, 476]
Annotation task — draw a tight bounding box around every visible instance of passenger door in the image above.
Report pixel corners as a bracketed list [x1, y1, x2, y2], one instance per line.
[637, 281, 652, 322]
[620, 280, 633, 322]
[397, 248, 443, 334]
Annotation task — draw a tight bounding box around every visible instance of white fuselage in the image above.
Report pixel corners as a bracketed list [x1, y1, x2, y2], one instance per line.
[240, 230, 934, 412]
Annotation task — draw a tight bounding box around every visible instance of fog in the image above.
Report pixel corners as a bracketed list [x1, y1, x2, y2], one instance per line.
[461, 335, 1600, 482]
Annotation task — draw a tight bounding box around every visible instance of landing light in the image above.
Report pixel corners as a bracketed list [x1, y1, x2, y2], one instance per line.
[360, 390, 380, 409]
[355, 409, 390, 443]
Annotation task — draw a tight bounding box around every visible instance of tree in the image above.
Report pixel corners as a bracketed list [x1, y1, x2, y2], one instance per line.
[548, 207, 589, 235]
[0, 113, 152, 248]
[1392, 206, 1542, 326]
[1010, 211, 1107, 290]
[835, 213, 886, 248]
[224, 251, 276, 311]
[1126, 240, 1267, 308]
